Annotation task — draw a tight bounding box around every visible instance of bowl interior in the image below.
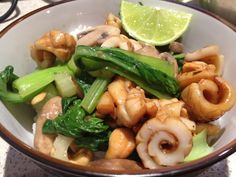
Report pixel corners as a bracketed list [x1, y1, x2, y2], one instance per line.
[0, 0, 236, 170]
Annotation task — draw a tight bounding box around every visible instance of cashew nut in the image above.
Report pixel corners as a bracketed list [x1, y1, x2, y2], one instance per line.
[105, 128, 135, 159]
[96, 91, 115, 115]
[181, 77, 236, 122]
[31, 30, 76, 68]
[70, 148, 93, 166]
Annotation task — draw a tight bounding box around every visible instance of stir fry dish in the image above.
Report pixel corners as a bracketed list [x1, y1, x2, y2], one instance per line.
[0, 1, 235, 171]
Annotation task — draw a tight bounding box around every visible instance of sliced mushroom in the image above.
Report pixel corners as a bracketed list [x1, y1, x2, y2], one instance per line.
[159, 52, 178, 76]
[101, 34, 133, 51]
[169, 42, 184, 54]
[135, 44, 159, 58]
[34, 96, 62, 155]
[77, 25, 120, 46]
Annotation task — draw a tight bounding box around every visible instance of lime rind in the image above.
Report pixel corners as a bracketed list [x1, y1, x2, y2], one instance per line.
[120, 1, 192, 46]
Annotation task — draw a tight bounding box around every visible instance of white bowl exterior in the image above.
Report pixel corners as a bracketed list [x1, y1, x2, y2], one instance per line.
[0, 0, 236, 151]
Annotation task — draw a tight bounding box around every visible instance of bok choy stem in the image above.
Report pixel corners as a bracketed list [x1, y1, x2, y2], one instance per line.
[81, 77, 111, 114]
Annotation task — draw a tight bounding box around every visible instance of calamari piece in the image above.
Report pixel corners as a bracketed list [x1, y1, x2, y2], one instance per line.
[181, 77, 236, 122]
[116, 87, 146, 127]
[77, 25, 120, 46]
[105, 128, 135, 159]
[34, 96, 62, 155]
[31, 30, 76, 68]
[156, 99, 196, 131]
[136, 118, 192, 169]
[106, 77, 147, 127]
[145, 98, 160, 118]
[108, 77, 128, 105]
[185, 45, 224, 76]
[177, 61, 216, 89]
[185, 45, 219, 61]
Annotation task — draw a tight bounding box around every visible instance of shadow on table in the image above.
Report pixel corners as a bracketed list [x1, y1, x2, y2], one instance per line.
[3, 147, 230, 177]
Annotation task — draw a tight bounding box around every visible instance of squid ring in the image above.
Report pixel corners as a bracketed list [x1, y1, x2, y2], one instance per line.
[181, 77, 236, 122]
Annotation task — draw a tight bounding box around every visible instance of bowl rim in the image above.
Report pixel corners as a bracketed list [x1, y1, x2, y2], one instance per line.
[0, 0, 236, 176]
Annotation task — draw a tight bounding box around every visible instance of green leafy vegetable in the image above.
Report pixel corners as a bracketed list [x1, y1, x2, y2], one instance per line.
[61, 96, 77, 114]
[43, 98, 110, 151]
[0, 66, 24, 103]
[76, 71, 95, 95]
[174, 53, 185, 72]
[73, 45, 180, 98]
[75, 131, 111, 151]
[184, 130, 213, 162]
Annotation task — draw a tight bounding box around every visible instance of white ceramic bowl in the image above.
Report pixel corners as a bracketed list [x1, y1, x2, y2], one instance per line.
[0, 0, 236, 176]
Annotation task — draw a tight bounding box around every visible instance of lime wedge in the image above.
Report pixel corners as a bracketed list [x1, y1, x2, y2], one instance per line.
[120, 1, 192, 46]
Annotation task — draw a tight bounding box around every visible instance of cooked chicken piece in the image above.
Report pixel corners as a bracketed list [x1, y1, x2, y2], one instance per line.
[31, 30, 76, 68]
